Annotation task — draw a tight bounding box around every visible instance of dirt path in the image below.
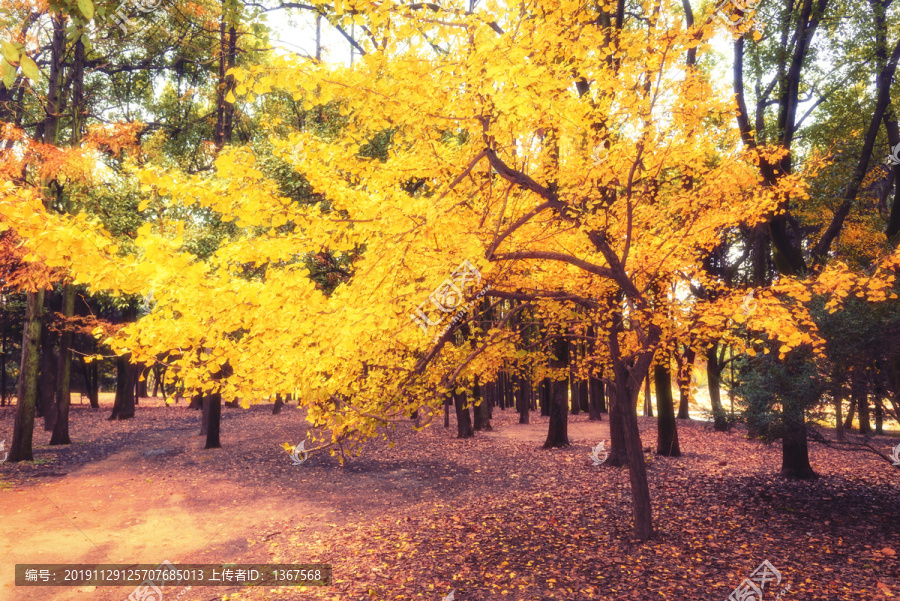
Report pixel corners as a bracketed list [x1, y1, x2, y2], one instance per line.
[2, 402, 899, 601]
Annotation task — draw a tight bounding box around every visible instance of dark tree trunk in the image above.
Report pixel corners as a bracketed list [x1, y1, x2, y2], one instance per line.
[40, 323, 58, 431]
[781, 416, 815, 479]
[834, 386, 845, 441]
[844, 395, 856, 430]
[50, 284, 76, 445]
[473, 376, 490, 430]
[544, 337, 570, 448]
[540, 378, 551, 416]
[109, 354, 136, 420]
[444, 393, 450, 428]
[643, 373, 653, 417]
[454, 390, 474, 438]
[189, 393, 203, 410]
[151, 365, 161, 397]
[856, 388, 871, 434]
[588, 376, 604, 421]
[676, 347, 695, 419]
[611, 368, 653, 539]
[516, 375, 529, 424]
[875, 400, 884, 434]
[8, 289, 44, 462]
[578, 379, 589, 413]
[89, 360, 99, 408]
[706, 345, 728, 431]
[569, 373, 580, 415]
[605, 381, 628, 467]
[655, 364, 680, 457]
[136, 365, 149, 399]
[205, 392, 222, 449]
[273, 393, 283, 414]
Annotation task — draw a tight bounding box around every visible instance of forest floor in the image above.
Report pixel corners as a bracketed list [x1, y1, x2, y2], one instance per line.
[0, 396, 899, 601]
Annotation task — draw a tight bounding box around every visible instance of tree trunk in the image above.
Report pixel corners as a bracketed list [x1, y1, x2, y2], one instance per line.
[109, 354, 136, 420]
[50, 283, 75, 445]
[781, 415, 815, 479]
[844, 394, 856, 430]
[444, 393, 450, 428]
[578, 378, 589, 413]
[273, 393, 283, 414]
[136, 365, 149, 399]
[605, 381, 627, 466]
[654, 363, 680, 457]
[588, 376, 604, 421]
[543, 336, 569, 448]
[611, 370, 653, 539]
[89, 360, 99, 408]
[205, 392, 222, 449]
[40, 323, 58, 431]
[516, 375, 529, 424]
[539, 377, 550, 416]
[676, 347, 695, 419]
[454, 389, 473, 438]
[190, 393, 203, 410]
[569, 373, 580, 415]
[474, 376, 490, 430]
[706, 344, 728, 431]
[643, 373, 653, 417]
[834, 386, 845, 441]
[8, 289, 44, 462]
[857, 389, 871, 434]
[875, 400, 883, 435]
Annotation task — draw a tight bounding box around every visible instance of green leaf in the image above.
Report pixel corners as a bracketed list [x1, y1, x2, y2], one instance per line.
[0, 41, 19, 65]
[19, 55, 39, 81]
[77, 0, 94, 20]
[1, 59, 14, 89]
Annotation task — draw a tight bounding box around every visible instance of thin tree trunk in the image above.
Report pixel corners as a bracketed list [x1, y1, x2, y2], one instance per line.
[205, 392, 222, 449]
[50, 283, 75, 445]
[588, 376, 604, 421]
[834, 384, 845, 441]
[875, 400, 883, 434]
[273, 393, 283, 414]
[643, 373, 653, 417]
[444, 393, 450, 428]
[857, 388, 871, 434]
[655, 363, 680, 457]
[40, 323, 58, 431]
[706, 344, 728, 431]
[89, 359, 99, 408]
[8, 289, 44, 462]
[676, 347, 695, 419]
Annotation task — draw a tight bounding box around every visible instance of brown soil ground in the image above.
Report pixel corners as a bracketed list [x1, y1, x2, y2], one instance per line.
[1, 397, 899, 601]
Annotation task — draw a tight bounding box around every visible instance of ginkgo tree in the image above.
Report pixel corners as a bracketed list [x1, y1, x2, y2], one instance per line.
[4, 0, 888, 541]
